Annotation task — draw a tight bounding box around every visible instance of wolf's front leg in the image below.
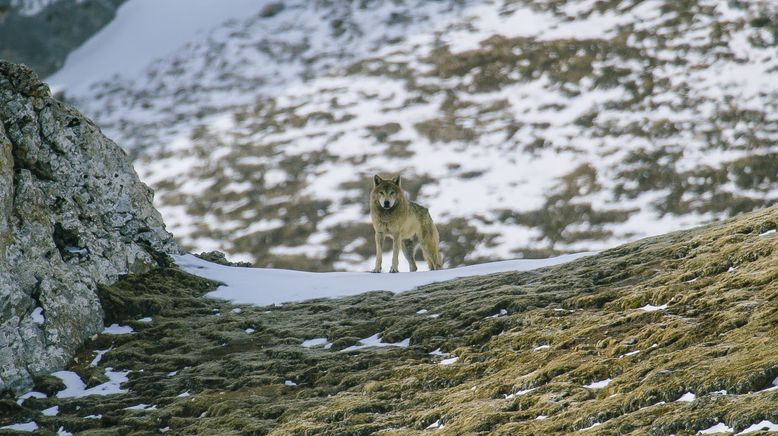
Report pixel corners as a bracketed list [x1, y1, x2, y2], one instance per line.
[402, 239, 418, 272]
[372, 231, 384, 273]
[390, 233, 401, 273]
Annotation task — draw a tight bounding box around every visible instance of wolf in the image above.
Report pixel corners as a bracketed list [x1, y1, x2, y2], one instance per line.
[370, 174, 443, 273]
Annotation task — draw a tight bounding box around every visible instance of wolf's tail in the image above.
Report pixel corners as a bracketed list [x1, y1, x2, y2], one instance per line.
[420, 215, 443, 270]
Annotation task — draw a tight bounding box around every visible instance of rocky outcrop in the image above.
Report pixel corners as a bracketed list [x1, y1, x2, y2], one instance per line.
[0, 60, 177, 393]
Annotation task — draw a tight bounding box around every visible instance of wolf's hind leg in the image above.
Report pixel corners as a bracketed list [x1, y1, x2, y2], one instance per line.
[402, 238, 418, 272]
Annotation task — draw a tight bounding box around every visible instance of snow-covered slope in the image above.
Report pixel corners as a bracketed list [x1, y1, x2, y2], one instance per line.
[46, 0, 262, 95]
[175, 252, 590, 306]
[48, 0, 778, 270]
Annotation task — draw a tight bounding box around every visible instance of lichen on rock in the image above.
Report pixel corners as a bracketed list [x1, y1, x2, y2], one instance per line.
[0, 60, 178, 394]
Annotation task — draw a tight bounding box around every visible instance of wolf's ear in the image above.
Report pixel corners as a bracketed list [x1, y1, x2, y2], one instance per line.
[374, 174, 382, 186]
[393, 175, 401, 186]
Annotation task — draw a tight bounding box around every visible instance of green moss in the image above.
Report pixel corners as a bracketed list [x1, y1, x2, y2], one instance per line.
[31, 375, 66, 397]
[194, 251, 252, 267]
[97, 266, 218, 324]
[0, 399, 35, 427]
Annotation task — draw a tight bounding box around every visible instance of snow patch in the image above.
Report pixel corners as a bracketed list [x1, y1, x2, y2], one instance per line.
[639, 304, 668, 312]
[54, 368, 129, 398]
[301, 338, 332, 349]
[579, 422, 602, 432]
[584, 379, 612, 389]
[426, 419, 444, 429]
[341, 334, 410, 352]
[31, 307, 45, 325]
[90, 347, 112, 367]
[176, 253, 590, 307]
[737, 420, 778, 434]
[0, 422, 38, 432]
[699, 423, 734, 434]
[488, 309, 508, 318]
[676, 392, 696, 402]
[505, 388, 536, 399]
[102, 324, 134, 335]
[125, 403, 158, 411]
[16, 391, 46, 406]
[439, 356, 459, 366]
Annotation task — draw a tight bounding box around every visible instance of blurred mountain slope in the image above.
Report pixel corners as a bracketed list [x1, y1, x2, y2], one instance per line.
[47, 0, 778, 270]
[0, 0, 126, 77]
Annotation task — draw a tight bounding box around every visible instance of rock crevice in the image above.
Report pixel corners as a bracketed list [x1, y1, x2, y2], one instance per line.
[0, 60, 178, 393]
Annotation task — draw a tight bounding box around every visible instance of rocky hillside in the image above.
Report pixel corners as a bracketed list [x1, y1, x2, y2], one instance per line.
[4, 203, 777, 434]
[0, 0, 125, 77]
[0, 60, 176, 395]
[46, 0, 778, 271]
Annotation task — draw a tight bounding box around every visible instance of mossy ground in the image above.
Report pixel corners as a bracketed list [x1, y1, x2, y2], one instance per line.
[4, 206, 778, 435]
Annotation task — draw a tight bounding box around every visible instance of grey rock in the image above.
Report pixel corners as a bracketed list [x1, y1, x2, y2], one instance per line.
[0, 61, 178, 393]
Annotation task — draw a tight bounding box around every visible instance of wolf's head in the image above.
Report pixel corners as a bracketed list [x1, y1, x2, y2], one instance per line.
[372, 174, 402, 210]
